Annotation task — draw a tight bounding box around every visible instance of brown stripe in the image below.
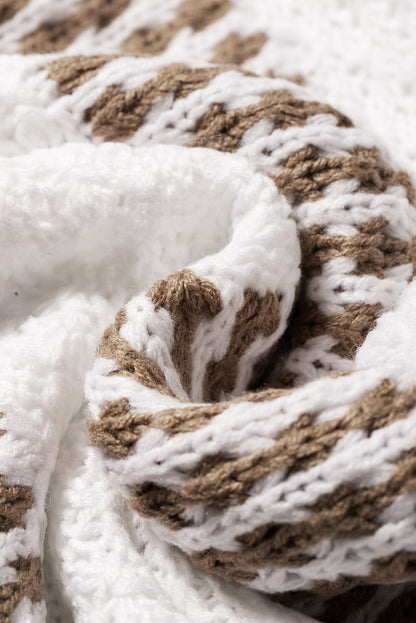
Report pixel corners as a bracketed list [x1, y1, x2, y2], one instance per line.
[0, 556, 41, 622]
[0, 477, 34, 533]
[370, 550, 416, 586]
[147, 269, 223, 397]
[188, 90, 352, 152]
[128, 482, 190, 530]
[47, 55, 117, 95]
[301, 216, 416, 279]
[88, 399, 226, 458]
[88, 386, 293, 459]
[121, 0, 232, 55]
[86, 64, 226, 141]
[291, 298, 383, 359]
[178, 380, 416, 508]
[203, 290, 281, 402]
[96, 307, 174, 397]
[190, 444, 416, 577]
[0, 0, 28, 24]
[210, 32, 268, 65]
[20, 0, 130, 54]
[272, 145, 415, 206]
[88, 397, 137, 458]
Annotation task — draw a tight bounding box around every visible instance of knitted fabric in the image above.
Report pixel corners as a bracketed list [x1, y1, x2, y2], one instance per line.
[1, 2, 416, 623]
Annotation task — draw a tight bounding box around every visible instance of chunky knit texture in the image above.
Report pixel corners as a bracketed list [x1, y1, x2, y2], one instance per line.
[1, 2, 416, 623]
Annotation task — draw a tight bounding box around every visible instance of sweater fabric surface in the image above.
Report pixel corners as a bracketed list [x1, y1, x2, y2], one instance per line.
[1, 2, 416, 623]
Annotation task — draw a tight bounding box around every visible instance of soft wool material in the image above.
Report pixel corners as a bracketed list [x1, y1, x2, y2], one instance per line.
[1, 2, 416, 623]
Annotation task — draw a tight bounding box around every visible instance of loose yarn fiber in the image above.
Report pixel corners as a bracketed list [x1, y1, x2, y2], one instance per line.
[1, 2, 416, 623]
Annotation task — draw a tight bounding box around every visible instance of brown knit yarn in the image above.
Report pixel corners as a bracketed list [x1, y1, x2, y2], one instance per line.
[0, 477, 34, 533]
[0, 556, 41, 622]
[0, 0, 28, 24]
[203, 290, 281, 401]
[147, 269, 223, 396]
[188, 90, 352, 151]
[210, 32, 268, 65]
[84, 64, 228, 141]
[47, 55, 117, 95]
[96, 307, 174, 396]
[273, 145, 415, 206]
[301, 217, 416, 279]
[88, 385, 292, 460]
[121, 0, 232, 55]
[0, 468, 39, 621]
[20, 0, 130, 54]
[128, 482, 191, 531]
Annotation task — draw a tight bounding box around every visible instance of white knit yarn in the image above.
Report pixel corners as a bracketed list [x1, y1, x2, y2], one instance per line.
[0, 2, 415, 622]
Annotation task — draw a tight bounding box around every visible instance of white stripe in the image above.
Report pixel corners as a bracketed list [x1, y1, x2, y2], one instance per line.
[238, 114, 376, 173]
[294, 184, 416, 238]
[307, 259, 413, 315]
